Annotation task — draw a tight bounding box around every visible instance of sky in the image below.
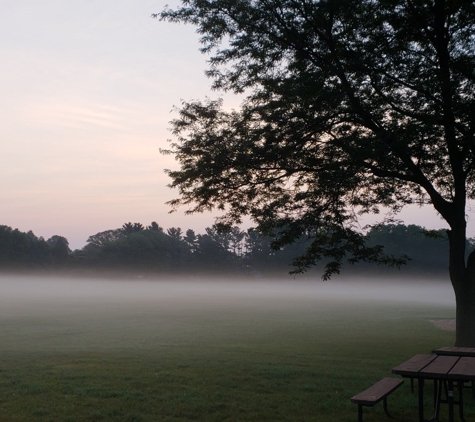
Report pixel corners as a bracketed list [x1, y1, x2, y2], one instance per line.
[0, 0, 467, 250]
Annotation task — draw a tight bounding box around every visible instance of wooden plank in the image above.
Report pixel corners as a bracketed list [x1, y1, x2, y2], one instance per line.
[449, 357, 475, 380]
[392, 354, 436, 377]
[351, 377, 404, 406]
[433, 347, 461, 354]
[420, 356, 459, 378]
[433, 347, 475, 357]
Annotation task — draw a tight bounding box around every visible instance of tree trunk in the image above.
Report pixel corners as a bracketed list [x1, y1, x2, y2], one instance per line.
[447, 214, 475, 346]
[454, 274, 475, 346]
[452, 246, 475, 346]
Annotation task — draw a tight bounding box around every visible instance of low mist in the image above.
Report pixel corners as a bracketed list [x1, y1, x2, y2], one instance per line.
[0, 275, 455, 308]
[0, 275, 455, 354]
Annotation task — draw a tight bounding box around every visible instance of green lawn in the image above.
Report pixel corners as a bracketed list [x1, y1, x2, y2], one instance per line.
[0, 277, 467, 421]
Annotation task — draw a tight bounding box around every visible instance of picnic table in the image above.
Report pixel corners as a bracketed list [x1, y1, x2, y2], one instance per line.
[392, 354, 475, 422]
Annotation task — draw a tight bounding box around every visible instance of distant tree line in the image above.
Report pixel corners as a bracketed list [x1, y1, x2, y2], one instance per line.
[0, 223, 468, 277]
[0, 226, 70, 270]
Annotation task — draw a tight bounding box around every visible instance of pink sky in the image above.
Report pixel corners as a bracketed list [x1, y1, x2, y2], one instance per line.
[0, 1, 470, 249]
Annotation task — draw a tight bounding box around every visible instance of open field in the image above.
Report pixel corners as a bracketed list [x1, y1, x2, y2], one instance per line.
[0, 276, 469, 421]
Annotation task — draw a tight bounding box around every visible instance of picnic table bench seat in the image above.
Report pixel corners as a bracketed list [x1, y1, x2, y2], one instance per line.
[351, 377, 404, 422]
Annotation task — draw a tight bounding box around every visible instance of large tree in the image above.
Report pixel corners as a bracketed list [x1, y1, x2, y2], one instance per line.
[157, 0, 475, 345]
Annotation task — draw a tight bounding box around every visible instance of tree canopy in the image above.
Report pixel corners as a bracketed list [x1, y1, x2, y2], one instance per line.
[157, 0, 475, 345]
[158, 0, 475, 274]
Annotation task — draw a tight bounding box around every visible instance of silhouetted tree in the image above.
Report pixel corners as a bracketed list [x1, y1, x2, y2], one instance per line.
[244, 227, 314, 275]
[218, 226, 246, 271]
[158, 1, 475, 346]
[194, 226, 235, 272]
[167, 227, 182, 240]
[100, 229, 173, 270]
[166, 227, 190, 269]
[227, 227, 245, 257]
[121, 222, 145, 235]
[0, 226, 52, 269]
[86, 229, 124, 248]
[148, 221, 163, 232]
[26, 231, 52, 267]
[364, 224, 475, 274]
[47, 235, 71, 266]
[184, 229, 198, 254]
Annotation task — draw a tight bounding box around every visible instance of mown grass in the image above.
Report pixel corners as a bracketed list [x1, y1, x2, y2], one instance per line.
[0, 278, 469, 421]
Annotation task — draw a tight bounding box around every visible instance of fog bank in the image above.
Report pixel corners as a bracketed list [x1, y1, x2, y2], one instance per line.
[0, 275, 454, 308]
[0, 275, 455, 354]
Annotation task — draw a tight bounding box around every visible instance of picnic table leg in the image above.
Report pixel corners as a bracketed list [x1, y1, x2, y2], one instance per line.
[435, 380, 443, 422]
[458, 381, 466, 422]
[426, 380, 442, 422]
[432, 380, 438, 411]
[417, 379, 440, 422]
[448, 380, 454, 422]
[383, 397, 393, 418]
[418, 378, 425, 422]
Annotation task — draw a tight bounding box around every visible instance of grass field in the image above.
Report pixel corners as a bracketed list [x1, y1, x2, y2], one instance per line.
[0, 276, 469, 421]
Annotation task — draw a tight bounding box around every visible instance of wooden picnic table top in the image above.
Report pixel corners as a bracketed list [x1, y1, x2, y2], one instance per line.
[420, 355, 459, 378]
[392, 354, 475, 381]
[449, 357, 475, 380]
[391, 354, 436, 377]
